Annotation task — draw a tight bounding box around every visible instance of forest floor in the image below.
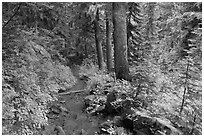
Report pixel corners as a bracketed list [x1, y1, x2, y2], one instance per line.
[41, 62, 193, 135]
[43, 65, 104, 135]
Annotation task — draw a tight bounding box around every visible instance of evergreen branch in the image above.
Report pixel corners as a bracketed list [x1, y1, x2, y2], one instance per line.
[2, 3, 22, 29]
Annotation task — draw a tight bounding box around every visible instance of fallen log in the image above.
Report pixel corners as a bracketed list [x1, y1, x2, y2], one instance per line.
[58, 89, 87, 95]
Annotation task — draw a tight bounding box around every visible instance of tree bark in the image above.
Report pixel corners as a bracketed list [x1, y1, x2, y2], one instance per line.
[106, 12, 114, 72]
[94, 8, 104, 70]
[75, 37, 81, 56]
[112, 2, 131, 80]
[84, 43, 88, 58]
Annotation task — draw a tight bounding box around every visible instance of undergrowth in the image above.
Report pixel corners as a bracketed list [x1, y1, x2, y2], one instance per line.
[79, 59, 202, 135]
[2, 29, 76, 134]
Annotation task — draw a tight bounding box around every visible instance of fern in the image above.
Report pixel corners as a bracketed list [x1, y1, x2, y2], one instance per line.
[2, 30, 76, 134]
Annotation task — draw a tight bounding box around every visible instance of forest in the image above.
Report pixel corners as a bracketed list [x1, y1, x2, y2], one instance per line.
[2, 2, 202, 135]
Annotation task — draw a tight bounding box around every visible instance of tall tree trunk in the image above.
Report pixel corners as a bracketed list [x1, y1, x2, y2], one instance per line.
[94, 8, 104, 70]
[84, 43, 88, 58]
[112, 2, 131, 80]
[75, 37, 81, 56]
[106, 12, 114, 72]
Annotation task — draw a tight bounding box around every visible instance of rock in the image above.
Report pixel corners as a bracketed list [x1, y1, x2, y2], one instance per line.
[46, 113, 59, 119]
[103, 90, 109, 95]
[134, 129, 150, 135]
[97, 95, 107, 104]
[95, 105, 106, 112]
[79, 75, 90, 81]
[100, 120, 114, 134]
[72, 113, 78, 119]
[122, 117, 134, 131]
[104, 102, 114, 114]
[115, 127, 127, 135]
[131, 110, 183, 135]
[84, 95, 96, 106]
[107, 91, 116, 103]
[84, 94, 107, 115]
[90, 89, 97, 95]
[50, 105, 61, 114]
[59, 100, 66, 104]
[79, 129, 86, 135]
[104, 91, 117, 114]
[154, 130, 166, 135]
[58, 89, 66, 93]
[89, 105, 105, 115]
[154, 118, 183, 135]
[54, 126, 65, 135]
[103, 83, 112, 89]
[85, 106, 94, 113]
[84, 95, 107, 106]
[113, 116, 122, 127]
[100, 120, 112, 129]
[122, 99, 133, 113]
[59, 106, 69, 113]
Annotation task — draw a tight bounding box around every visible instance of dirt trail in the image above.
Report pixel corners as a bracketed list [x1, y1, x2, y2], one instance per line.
[45, 65, 102, 135]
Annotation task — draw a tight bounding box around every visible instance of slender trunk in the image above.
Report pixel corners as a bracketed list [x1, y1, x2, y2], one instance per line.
[94, 8, 104, 70]
[75, 37, 81, 56]
[106, 12, 113, 72]
[3, 3, 22, 29]
[84, 43, 88, 58]
[179, 61, 189, 115]
[190, 114, 197, 134]
[112, 2, 130, 80]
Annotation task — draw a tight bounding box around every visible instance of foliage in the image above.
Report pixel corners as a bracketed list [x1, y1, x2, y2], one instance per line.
[78, 59, 113, 90]
[139, 2, 202, 135]
[3, 3, 54, 30]
[2, 29, 76, 134]
[127, 3, 144, 64]
[2, 2, 202, 135]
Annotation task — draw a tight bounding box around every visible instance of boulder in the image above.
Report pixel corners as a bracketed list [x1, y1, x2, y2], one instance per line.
[58, 89, 66, 93]
[115, 127, 127, 135]
[54, 126, 65, 135]
[113, 116, 122, 127]
[84, 95, 107, 114]
[84, 95, 96, 107]
[153, 118, 183, 135]
[79, 75, 90, 81]
[131, 111, 183, 135]
[84, 95, 107, 106]
[100, 120, 115, 134]
[50, 105, 61, 114]
[106, 91, 116, 103]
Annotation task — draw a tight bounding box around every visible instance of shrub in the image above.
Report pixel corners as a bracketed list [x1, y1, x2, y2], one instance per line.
[78, 59, 114, 91]
[2, 30, 76, 134]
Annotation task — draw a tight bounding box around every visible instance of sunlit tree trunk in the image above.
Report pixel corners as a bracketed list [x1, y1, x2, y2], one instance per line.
[112, 2, 130, 80]
[94, 8, 104, 70]
[106, 11, 114, 72]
